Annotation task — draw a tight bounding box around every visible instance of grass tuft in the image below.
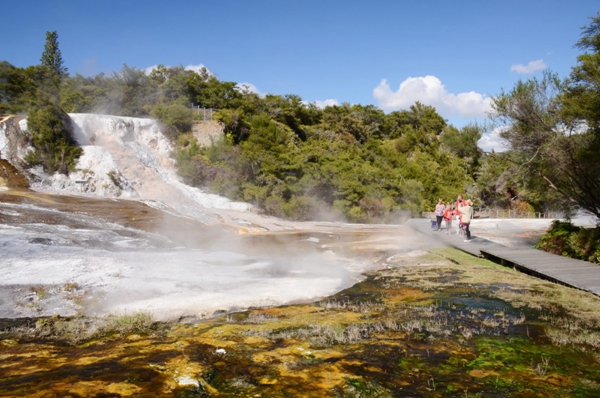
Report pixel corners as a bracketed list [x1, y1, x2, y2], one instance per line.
[1, 311, 160, 345]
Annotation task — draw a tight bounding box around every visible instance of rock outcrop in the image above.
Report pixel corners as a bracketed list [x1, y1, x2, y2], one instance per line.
[0, 115, 31, 188]
[191, 120, 225, 147]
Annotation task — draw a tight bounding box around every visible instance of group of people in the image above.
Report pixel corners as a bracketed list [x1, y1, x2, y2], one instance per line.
[434, 194, 474, 242]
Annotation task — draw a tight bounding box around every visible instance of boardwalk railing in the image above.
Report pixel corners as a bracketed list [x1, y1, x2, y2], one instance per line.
[191, 105, 215, 121]
[424, 208, 562, 220]
[474, 207, 561, 219]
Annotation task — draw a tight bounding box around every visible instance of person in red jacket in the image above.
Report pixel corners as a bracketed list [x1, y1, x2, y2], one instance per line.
[455, 194, 463, 212]
[443, 204, 454, 235]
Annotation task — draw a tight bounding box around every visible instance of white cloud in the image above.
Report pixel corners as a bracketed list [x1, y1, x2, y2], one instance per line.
[144, 65, 267, 98]
[373, 76, 492, 118]
[143, 65, 158, 75]
[510, 59, 547, 74]
[143, 63, 214, 76]
[183, 64, 213, 76]
[235, 82, 265, 97]
[478, 126, 509, 153]
[314, 99, 339, 109]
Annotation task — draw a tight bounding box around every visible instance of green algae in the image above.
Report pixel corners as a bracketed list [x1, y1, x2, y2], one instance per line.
[2, 247, 600, 397]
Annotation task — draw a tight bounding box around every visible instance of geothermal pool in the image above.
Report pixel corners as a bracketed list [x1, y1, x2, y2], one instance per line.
[0, 191, 425, 321]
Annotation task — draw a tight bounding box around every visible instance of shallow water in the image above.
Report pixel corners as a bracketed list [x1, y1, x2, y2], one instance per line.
[0, 190, 426, 321]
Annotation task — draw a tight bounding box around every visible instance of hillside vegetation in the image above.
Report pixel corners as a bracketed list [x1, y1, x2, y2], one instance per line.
[0, 57, 484, 221]
[1, 15, 599, 225]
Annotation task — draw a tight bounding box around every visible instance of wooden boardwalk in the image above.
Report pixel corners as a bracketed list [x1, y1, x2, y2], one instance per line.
[405, 219, 600, 296]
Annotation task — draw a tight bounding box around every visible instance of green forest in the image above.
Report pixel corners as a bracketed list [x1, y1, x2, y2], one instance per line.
[1, 16, 599, 226]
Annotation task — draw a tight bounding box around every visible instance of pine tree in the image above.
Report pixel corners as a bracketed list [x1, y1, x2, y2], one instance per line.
[40, 31, 67, 79]
[25, 30, 80, 175]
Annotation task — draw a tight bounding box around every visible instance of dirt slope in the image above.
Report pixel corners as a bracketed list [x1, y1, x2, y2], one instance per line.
[0, 159, 29, 188]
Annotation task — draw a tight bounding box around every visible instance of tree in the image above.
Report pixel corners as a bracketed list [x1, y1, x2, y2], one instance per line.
[24, 31, 81, 175]
[25, 103, 82, 174]
[151, 103, 193, 135]
[441, 123, 483, 177]
[0, 62, 40, 113]
[40, 31, 67, 79]
[60, 73, 106, 112]
[561, 13, 600, 132]
[490, 21, 600, 219]
[37, 31, 66, 111]
[558, 13, 600, 218]
[103, 64, 155, 116]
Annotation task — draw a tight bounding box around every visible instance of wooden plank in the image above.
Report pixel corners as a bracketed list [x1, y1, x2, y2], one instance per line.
[543, 271, 600, 280]
[525, 267, 599, 274]
[480, 252, 600, 295]
[505, 259, 582, 266]
[483, 250, 594, 265]
[514, 265, 597, 275]
[533, 266, 598, 273]
[518, 270, 600, 284]
[541, 277, 600, 286]
[496, 252, 568, 259]
[510, 260, 595, 270]
[506, 253, 588, 262]
[493, 257, 595, 267]
[525, 263, 593, 270]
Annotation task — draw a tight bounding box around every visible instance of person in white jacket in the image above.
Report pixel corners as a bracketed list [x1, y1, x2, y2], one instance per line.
[458, 199, 474, 241]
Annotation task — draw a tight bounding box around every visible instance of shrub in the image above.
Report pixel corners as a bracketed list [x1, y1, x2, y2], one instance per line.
[282, 195, 321, 221]
[176, 152, 216, 187]
[570, 227, 600, 263]
[536, 220, 600, 264]
[2, 312, 158, 345]
[151, 103, 193, 135]
[97, 312, 154, 336]
[25, 104, 82, 174]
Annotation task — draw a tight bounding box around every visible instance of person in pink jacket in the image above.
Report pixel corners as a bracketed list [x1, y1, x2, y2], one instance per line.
[455, 194, 464, 235]
[434, 198, 445, 231]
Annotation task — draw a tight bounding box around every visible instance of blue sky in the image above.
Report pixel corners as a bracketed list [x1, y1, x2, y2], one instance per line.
[2, 1, 598, 149]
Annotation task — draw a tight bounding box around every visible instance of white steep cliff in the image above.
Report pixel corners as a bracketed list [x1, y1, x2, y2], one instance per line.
[1, 113, 252, 217]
